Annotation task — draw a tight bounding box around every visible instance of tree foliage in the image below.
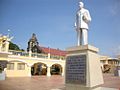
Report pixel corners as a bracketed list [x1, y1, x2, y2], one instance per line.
[9, 42, 20, 51]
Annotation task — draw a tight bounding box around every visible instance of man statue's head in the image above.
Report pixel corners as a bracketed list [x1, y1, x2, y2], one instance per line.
[79, 2, 84, 9]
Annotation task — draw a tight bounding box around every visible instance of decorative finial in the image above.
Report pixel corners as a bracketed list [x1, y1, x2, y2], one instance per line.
[7, 29, 10, 38]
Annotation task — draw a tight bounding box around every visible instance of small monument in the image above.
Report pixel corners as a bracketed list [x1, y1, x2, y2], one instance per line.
[65, 2, 104, 90]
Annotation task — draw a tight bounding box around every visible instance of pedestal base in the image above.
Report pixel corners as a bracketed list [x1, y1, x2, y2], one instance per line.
[0, 71, 5, 80]
[65, 45, 104, 87]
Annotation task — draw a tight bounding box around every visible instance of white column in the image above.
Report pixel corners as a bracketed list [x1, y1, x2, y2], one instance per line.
[29, 51, 32, 57]
[5, 41, 9, 52]
[62, 66, 65, 76]
[48, 53, 50, 59]
[28, 66, 31, 77]
[47, 66, 51, 77]
[105, 59, 108, 64]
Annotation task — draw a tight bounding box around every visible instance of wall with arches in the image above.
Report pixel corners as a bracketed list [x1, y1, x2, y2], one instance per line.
[4, 57, 65, 77]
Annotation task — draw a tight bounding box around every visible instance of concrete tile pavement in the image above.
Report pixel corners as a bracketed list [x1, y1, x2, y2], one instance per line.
[100, 74, 120, 89]
[0, 74, 120, 90]
[0, 76, 65, 90]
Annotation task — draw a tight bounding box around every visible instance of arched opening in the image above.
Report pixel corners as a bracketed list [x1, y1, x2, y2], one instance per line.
[0, 60, 8, 72]
[31, 62, 47, 76]
[50, 64, 62, 75]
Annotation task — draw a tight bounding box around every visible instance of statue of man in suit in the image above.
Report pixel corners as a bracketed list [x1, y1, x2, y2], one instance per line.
[75, 2, 91, 46]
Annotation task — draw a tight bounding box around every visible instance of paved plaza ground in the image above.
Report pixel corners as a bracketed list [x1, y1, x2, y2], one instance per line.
[0, 74, 120, 90]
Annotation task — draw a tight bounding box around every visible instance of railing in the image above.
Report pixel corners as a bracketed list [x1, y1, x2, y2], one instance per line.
[9, 50, 65, 60]
[9, 50, 29, 57]
[50, 55, 65, 60]
[31, 53, 48, 59]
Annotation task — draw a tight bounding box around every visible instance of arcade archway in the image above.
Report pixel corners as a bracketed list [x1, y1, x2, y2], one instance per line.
[0, 60, 8, 71]
[50, 64, 62, 75]
[31, 63, 47, 76]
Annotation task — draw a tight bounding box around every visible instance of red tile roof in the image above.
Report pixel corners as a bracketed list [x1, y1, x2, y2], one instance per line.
[40, 47, 67, 56]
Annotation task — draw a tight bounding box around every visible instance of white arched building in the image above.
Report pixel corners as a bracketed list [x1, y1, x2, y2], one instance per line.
[0, 35, 120, 77]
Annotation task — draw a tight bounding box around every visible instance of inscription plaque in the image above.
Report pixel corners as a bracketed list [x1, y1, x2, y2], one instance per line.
[66, 55, 86, 85]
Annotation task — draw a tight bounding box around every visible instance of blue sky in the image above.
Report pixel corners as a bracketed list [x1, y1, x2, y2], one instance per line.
[0, 0, 120, 57]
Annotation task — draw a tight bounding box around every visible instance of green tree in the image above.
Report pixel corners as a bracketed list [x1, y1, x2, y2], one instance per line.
[9, 42, 20, 50]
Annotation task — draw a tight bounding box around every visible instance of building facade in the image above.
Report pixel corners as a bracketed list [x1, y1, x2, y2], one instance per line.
[0, 34, 120, 77]
[0, 34, 66, 77]
[100, 55, 120, 73]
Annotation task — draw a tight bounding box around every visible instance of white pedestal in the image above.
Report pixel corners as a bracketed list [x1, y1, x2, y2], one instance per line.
[0, 71, 5, 80]
[65, 45, 104, 88]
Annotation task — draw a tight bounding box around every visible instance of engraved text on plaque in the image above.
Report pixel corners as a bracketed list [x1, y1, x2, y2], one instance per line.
[66, 55, 86, 85]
